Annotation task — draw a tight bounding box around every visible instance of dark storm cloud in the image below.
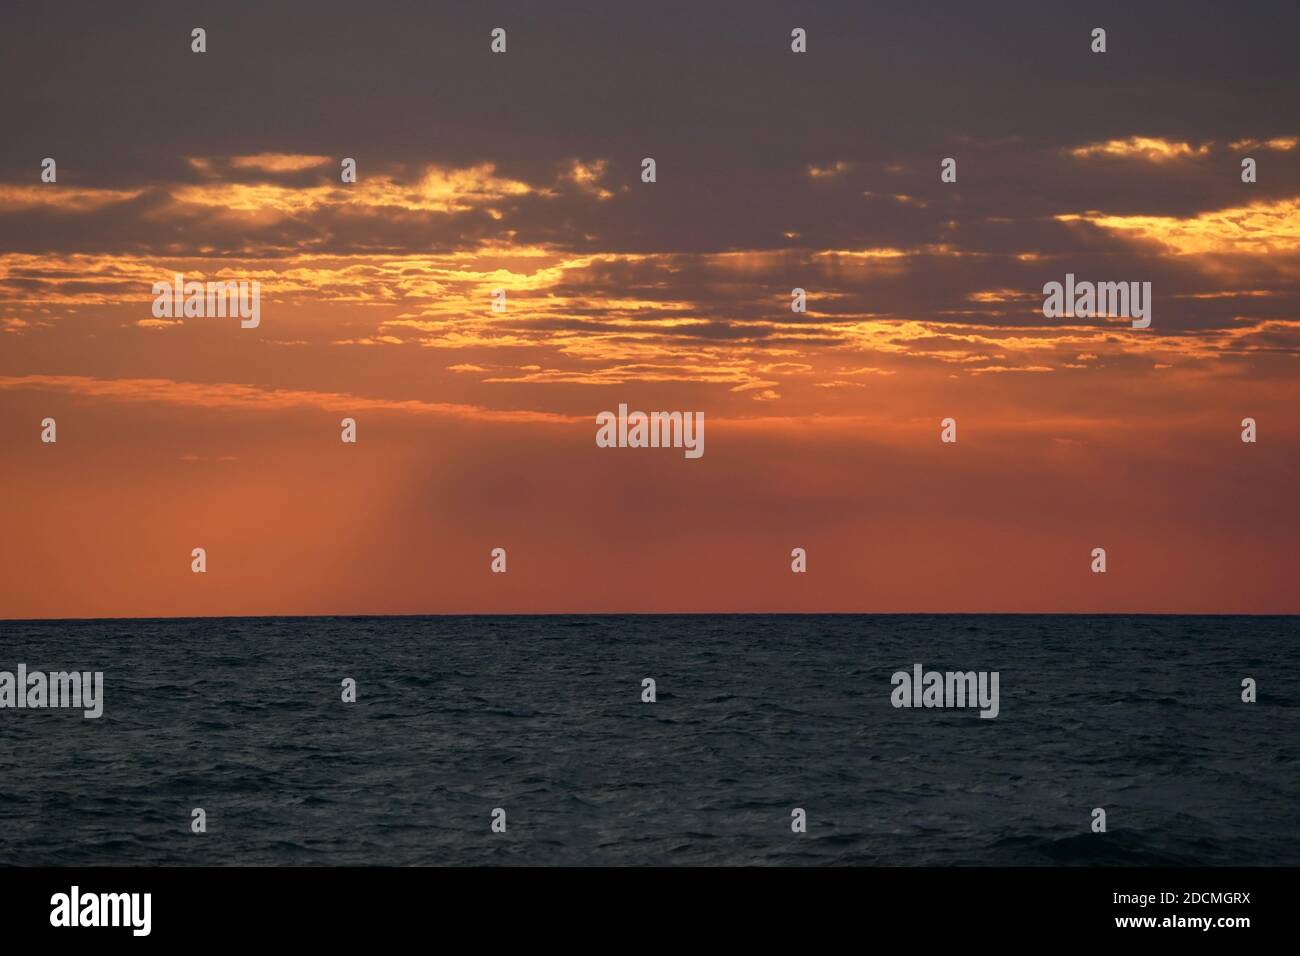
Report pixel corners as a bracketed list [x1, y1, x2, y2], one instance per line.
[2, 0, 1299, 343]
[3, 0, 1298, 174]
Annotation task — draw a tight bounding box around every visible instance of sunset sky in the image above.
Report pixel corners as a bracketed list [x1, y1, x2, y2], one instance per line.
[2, 1, 1298, 617]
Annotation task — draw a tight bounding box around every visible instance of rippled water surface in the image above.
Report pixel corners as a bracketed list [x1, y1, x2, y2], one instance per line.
[1, 615, 1296, 865]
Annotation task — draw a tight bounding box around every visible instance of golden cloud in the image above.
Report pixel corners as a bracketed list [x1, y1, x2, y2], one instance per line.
[1057, 198, 1300, 256]
[229, 153, 332, 173]
[1067, 137, 1213, 162]
[0, 374, 576, 424]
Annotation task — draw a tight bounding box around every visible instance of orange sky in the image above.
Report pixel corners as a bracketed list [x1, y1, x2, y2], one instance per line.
[2, 7, 1298, 617]
[3, 271, 1295, 616]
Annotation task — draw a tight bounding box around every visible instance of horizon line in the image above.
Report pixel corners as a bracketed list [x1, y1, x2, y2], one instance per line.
[4, 611, 1298, 624]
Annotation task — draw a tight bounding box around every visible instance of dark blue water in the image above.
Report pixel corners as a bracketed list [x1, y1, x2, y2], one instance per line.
[1, 615, 1296, 865]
